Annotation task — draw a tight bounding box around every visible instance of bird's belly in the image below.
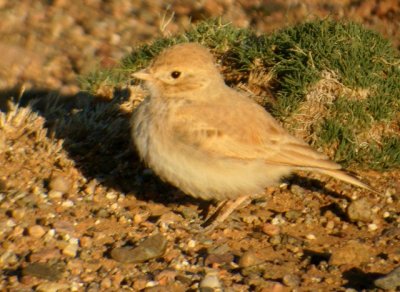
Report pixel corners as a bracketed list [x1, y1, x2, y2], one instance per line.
[145, 135, 291, 201]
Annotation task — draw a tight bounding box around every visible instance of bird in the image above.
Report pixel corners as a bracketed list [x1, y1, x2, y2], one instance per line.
[130, 42, 375, 230]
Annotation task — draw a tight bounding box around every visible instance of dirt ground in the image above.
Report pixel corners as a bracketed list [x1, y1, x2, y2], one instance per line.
[0, 1, 400, 291]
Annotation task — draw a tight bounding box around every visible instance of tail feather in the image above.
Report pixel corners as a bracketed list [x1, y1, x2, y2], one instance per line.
[317, 168, 379, 194]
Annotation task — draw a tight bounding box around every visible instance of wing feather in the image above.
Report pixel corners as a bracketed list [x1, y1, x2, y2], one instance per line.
[171, 92, 340, 171]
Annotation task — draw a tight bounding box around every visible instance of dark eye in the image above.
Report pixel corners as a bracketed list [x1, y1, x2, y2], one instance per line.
[171, 71, 181, 79]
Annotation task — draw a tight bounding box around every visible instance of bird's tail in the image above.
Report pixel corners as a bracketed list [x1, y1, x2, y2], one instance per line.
[317, 168, 379, 194]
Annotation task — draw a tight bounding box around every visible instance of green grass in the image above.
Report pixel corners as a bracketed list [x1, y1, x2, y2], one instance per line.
[80, 19, 400, 170]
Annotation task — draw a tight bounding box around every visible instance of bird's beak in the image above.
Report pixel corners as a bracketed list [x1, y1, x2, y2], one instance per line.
[132, 68, 152, 81]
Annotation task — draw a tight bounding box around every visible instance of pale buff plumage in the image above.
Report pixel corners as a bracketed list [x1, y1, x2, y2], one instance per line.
[131, 43, 373, 210]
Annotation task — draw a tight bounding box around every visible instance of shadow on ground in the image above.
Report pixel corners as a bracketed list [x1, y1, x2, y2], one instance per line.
[0, 88, 352, 210]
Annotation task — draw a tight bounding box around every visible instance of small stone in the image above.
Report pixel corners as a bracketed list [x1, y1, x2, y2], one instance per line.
[199, 270, 222, 290]
[53, 221, 75, 235]
[330, 240, 371, 266]
[111, 233, 167, 263]
[285, 210, 302, 222]
[0, 251, 18, 266]
[133, 211, 150, 224]
[11, 208, 26, 220]
[28, 225, 46, 238]
[100, 278, 112, 289]
[306, 234, 316, 240]
[30, 248, 61, 262]
[207, 243, 230, 255]
[49, 175, 71, 194]
[154, 269, 177, 285]
[96, 208, 110, 218]
[374, 266, 400, 290]
[0, 177, 8, 191]
[157, 211, 183, 225]
[347, 198, 374, 223]
[133, 275, 152, 291]
[62, 243, 78, 257]
[269, 234, 282, 245]
[10, 225, 24, 237]
[80, 236, 93, 248]
[283, 274, 300, 287]
[6, 219, 16, 227]
[61, 200, 74, 207]
[239, 250, 262, 268]
[106, 191, 118, 200]
[368, 223, 378, 231]
[36, 283, 69, 292]
[48, 190, 63, 199]
[262, 223, 280, 236]
[205, 253, 234, 267]
[22, 262, 64, 281]
[84, 179, 98, 194]
[325, 220, 335, 230]
[290, 185, 306, 196]
[259, 282, 284, 292]
[187, 239, 196, 249]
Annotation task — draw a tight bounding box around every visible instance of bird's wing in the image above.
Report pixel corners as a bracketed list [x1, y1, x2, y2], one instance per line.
[171, 95, 341, 171]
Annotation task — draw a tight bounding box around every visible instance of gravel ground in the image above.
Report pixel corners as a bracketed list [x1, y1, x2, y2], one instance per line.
[1, 1, 400, 291]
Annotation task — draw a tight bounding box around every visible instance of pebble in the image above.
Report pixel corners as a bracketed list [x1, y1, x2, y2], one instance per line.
[10, 225, 24, 237]
[154, 269, 177, 285]
[48, 190, 63, 199]
[347, 198, 374, 223]
[100, 278, 112, 289]
[0, 177, 8, 191]
[28, 225, 46, 238]
[306, 234, 316, 240]
[6, 218, 16, 228]
[325, 220, 335, 230]
[63, 243, 78, 257]
[290, 185, 306, 196]
[368, 223, 378, 231]
[49, 175, 71, 194]
[80, 236, 93, 248]
[283, 274, 300, 287]
[30, 248, 61, 262]
[61, 199, 74, 207]
[22, 262, 64, 281]
[36, 283, 69, 292]
[329, 240, 371, 266]
[11, 208, 26, 220]
[285, 210, 302, 222]
[207, 243, 230, 255]
[262, 223, 280, 236]
[0, 251, 18, 266]
[239, 250, 262, 268]
[205, 253, 234, 267]
[374, 266, 400, 290]
[199, 270, 222, 291]
[111, 233, 167, 263]
[96, 208, 111, 218]
[157, 211, 183, 225]
[269, 234, 282, 246]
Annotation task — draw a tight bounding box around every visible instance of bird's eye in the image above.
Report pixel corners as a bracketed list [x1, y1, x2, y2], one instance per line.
[171, 71, 181, 79]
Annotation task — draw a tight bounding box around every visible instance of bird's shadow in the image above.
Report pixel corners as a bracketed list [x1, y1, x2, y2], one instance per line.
[1, 86, 201, 208]
[2, 87, 352, 214]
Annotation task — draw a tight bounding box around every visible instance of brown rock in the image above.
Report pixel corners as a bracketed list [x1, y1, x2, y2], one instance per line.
[347, 198, 374, 223]
[330, 240, 372, 266]
[49, 174, 71, 194]
[111, 233, 168, 263]
[28, 225, 46, 238]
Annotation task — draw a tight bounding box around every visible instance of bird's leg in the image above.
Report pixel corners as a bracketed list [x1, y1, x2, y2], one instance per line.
[203, 195, 250, 232]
